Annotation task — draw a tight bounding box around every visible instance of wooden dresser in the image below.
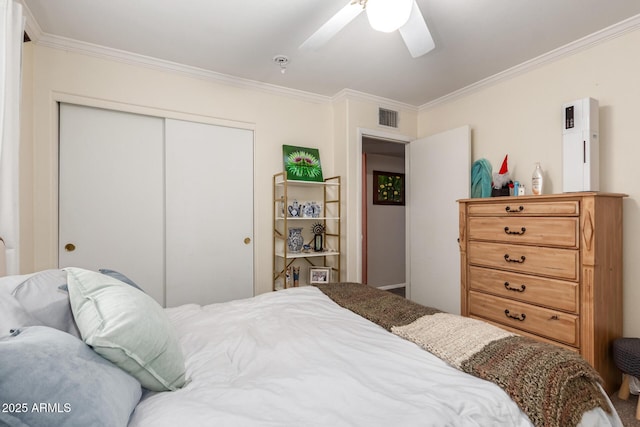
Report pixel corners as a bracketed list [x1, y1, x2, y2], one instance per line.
[458, 192, 625, 394]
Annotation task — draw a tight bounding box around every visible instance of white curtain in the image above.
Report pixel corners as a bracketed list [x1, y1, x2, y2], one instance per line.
[0, 0, 24, 275]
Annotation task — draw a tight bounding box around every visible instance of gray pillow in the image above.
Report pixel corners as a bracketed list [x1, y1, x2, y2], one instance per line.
[0, 294, 40, 338]
[0, 272, 38, 293]
[11, 269, 80, 337]
[0, 326, 142, 427]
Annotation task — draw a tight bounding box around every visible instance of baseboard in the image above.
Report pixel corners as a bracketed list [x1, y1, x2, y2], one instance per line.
[375, 283, 406, 291]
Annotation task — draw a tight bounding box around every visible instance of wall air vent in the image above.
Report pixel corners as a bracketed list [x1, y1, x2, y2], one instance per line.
[378, 108, 399, 128]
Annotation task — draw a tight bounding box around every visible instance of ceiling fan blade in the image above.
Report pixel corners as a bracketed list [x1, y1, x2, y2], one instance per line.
[398, 0, 435, 58]
[299, 2, 364, 51]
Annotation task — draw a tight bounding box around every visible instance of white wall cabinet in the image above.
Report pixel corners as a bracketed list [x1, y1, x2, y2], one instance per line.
[59, 104, 254, 306]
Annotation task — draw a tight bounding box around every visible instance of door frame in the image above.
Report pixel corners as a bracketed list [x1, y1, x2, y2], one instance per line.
[356, 127, 412, 287]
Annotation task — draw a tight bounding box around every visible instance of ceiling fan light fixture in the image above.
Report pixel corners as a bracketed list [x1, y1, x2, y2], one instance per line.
[366, 0, 413, 33]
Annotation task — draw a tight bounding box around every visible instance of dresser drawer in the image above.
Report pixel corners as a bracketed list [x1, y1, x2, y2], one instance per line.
[467, 200, 579, 216]
[469, 291, 579, 346]
[468, 217, 578, 247]
[468, 266, 578, 313]
[470, 316, 579, 352]
[468, 241, 579, 280]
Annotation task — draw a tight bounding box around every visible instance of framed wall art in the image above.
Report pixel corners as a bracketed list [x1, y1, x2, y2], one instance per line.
[373, 171, 405, 205]
[282, 145, 324, 182]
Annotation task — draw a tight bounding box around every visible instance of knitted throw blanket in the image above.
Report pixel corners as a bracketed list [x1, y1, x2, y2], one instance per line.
[314, 282, 611, 427]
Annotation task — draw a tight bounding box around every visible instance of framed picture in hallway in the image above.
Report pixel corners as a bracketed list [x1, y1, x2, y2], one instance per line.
[373, 171, 405, 205]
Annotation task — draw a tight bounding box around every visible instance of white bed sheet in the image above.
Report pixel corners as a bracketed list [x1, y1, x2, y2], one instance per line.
[128, 287, 622, 427]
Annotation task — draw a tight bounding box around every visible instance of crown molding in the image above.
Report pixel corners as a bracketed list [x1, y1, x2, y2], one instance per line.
[19, 0, 43, 41]
[18, 0, 414, 112]
[18, 0, 332, 106]
[419, 13, 640, 111]
[35, 33, 334, 105]
[332, 89, 418, 112]
[29, 26, 418, 110]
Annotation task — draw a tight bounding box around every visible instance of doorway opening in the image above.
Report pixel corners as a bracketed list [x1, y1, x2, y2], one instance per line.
[362, 136, 406, 296]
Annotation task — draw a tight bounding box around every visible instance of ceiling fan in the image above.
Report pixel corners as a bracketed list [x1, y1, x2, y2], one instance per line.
[299, 0, 435, 58]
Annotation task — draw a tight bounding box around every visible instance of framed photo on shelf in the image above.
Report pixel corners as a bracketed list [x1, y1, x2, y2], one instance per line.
[373, 170, 405, 205]
[309, 267, 331, 284]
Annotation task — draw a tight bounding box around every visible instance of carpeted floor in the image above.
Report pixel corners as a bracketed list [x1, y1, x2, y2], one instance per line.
[386, 286, 406, 297]
[610, 392, 639, 426]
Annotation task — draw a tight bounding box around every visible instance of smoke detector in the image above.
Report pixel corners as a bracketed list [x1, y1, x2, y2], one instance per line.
[273, 55, 289, 74]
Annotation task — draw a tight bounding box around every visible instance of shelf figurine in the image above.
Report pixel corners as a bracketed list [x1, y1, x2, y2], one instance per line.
[285, 266, 292, 288]
[311, 222, 325, 252]
[292, 266, 300, 287]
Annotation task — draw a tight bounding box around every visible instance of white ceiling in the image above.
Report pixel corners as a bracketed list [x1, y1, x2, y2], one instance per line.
[20, 0, 640, 107]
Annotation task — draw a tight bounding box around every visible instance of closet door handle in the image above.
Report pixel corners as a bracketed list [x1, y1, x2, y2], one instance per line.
[64, 243, 76, 252]
[244, 237, 251, 245]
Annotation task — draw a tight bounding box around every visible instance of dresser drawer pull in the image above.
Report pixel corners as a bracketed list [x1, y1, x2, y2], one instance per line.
[504, 226, 526, 235]
[504, 254, 526, 263]
[504, 282, 526, 292]
[504, 309, 526, 321]
[505, 205, 524, 213]
[550, 315, 559, 320]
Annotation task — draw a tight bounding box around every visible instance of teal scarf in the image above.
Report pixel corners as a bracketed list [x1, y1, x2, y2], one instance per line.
[471, 158, 493, 198]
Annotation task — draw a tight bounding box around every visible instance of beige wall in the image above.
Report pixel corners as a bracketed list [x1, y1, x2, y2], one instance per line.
[418, 28, 640, 337]
[19, 43, 35, 273]
[21, 43, 334, 297]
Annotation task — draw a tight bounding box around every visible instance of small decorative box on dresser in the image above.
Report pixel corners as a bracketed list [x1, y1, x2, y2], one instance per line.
[458, 192, 626, 394]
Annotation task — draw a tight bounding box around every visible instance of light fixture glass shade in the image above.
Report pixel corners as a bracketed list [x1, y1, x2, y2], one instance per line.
[366, 0, 413, 33]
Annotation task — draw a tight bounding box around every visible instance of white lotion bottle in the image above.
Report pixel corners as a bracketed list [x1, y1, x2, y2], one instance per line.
[532, 162, 543, 195]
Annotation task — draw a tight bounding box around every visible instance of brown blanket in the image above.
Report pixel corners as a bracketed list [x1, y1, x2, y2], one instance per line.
[315, 282, 611, 427]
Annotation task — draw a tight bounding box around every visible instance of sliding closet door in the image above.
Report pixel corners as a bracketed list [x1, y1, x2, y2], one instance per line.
[58, 104, 165, 304]
[165, 119, 254, 307]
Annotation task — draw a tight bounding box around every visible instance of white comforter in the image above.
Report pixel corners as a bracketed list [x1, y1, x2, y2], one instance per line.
[128, 287, 621, 427]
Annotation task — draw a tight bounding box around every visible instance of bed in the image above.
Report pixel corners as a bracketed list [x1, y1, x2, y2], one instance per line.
[0, 267, 623, 427]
